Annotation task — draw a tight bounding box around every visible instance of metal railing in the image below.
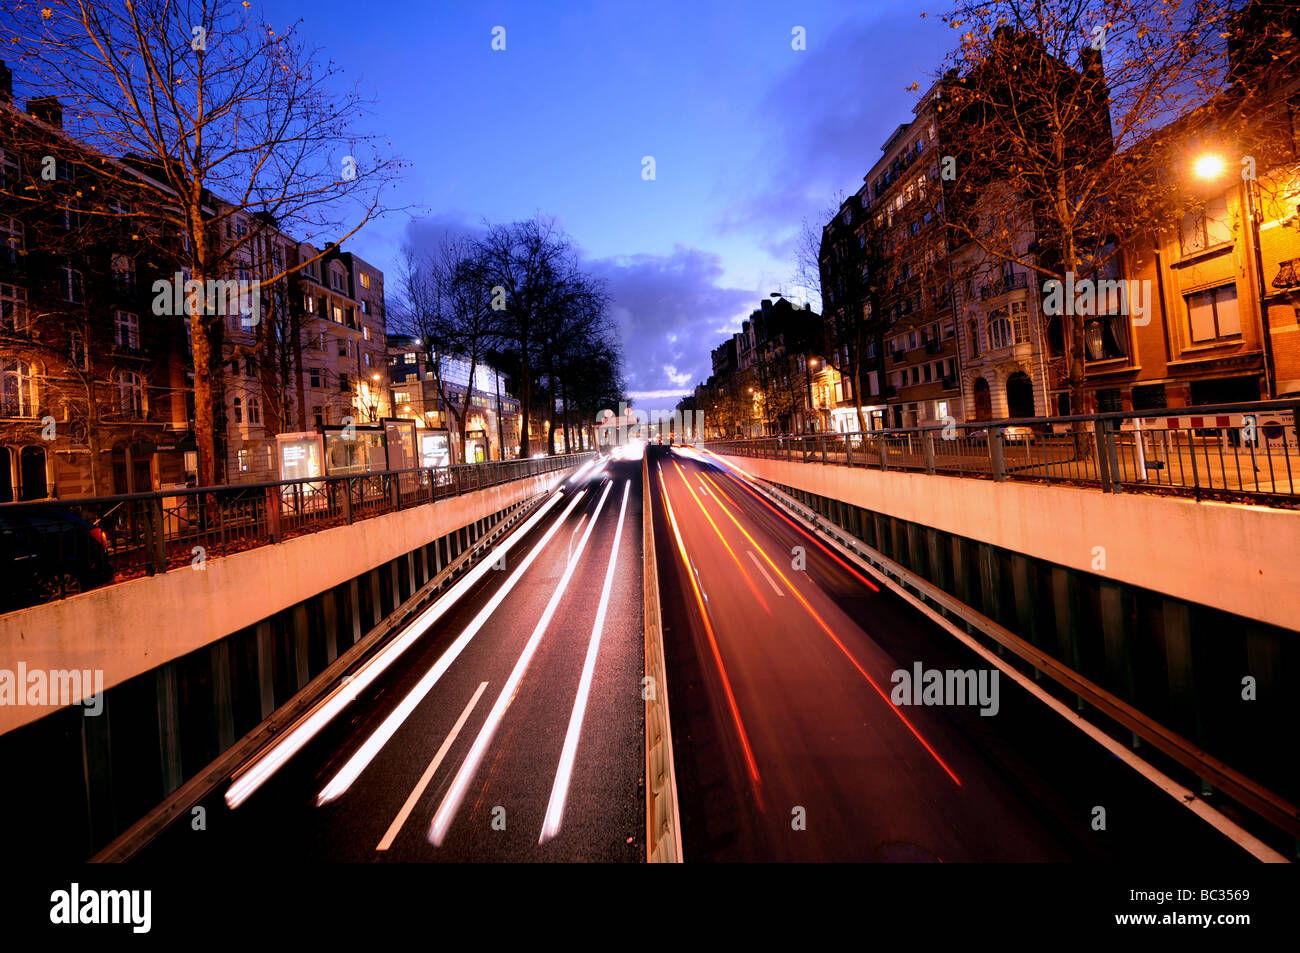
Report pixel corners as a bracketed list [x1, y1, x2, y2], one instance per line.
[0, 452, 592, 613]
[706, 400, 1300, 507]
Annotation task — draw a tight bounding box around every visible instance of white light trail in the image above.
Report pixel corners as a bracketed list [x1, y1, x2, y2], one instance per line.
[539, 480, 632, 843]
[224, 490, 567, 809]
[315, 490, 589, 805]
[428, 480, 615, 846]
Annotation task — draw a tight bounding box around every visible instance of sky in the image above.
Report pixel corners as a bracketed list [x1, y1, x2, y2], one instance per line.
[260, 0, 957, 405]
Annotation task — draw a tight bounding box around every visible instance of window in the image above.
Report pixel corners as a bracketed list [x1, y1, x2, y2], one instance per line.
[312, 405, 324, 428]
[1186, 285, 1241, 343]
[1178, 196, 1232, 256]
[339, 372, 350, 392]
[233, 397, 243, 424]
[404, 352, 416, 364]
[361, 299, 370, 314]
[111, 253, 135, 291]
[114, 311, 139, 350]
[69, 332, 86, 370]
[332, 304, 343, 324]
[360, 272, 371, 290]
[337, 338, 348, 357]
[0, 359, 35, 417]
[237, 449, 251, 472]
[0, 217, 22, 262]
[0, 284, 28, 332]
[363, 352, 371, 368]
[118, 371, 144, 418]
[968, 318, 981, 358]
[330, 269, 345, 291]
[61, 200, 80, 232]
[247, 396, 261, 425]
[304, 293, 316, 314]
[61, 266, 83, 304]
[362, 326, 371, 341]
[988, 308, 1014, 349]
[310, 368, 321, 388]
[245, 354, 256, 377]
[0, 150, 19, 191]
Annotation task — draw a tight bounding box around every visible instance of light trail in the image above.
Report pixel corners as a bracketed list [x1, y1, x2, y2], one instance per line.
[539, 481, 632, 843]
[428, 481, 615, 846]
[693, 463, 962, 787]
[315, 490, 589, 805]
[658, 467, 762, 789]
[225, 489, 571, 809]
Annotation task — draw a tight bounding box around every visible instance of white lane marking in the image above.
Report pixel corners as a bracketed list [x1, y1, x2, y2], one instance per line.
[539, 481, 632, 843]
[225, 490, 569, 809]
[569, 513, 587, 561]
[428, 481, 615, 846]
[314, 490, 589, 805]
[746, 548, 784, 597]
[376, 681, 489, 851]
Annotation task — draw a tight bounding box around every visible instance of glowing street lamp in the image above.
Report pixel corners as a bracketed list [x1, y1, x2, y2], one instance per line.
[1189, 151, 1275, 394]
[1193, 153, 1226, 180]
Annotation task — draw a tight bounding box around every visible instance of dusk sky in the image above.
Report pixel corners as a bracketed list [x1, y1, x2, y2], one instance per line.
[262, 0, 956, 403]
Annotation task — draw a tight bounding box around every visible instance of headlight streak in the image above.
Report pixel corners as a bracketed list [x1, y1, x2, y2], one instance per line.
[314, 489, 590, 806]
[224, 490, 571, 810]
[428, 480, 616, 846]
[539, 480, 632, 843]
[657, 466, 762, 790]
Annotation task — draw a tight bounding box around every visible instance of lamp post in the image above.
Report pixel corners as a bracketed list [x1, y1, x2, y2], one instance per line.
[806, 357, 819, 433]
[1193, 152, 1275, 397]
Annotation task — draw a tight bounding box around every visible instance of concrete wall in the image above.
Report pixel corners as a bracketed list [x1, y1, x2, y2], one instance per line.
[715, 454, 1300, 632]
[0, 469, 569, 734]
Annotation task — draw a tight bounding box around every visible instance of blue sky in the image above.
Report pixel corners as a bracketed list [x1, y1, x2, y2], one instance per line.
[262, 0, 955, 402]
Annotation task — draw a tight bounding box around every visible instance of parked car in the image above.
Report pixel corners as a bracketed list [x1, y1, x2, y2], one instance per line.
[0, 507, 113, 612]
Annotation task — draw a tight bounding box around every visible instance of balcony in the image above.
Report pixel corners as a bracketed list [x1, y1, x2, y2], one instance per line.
[941, 375, 957, 390]
[980, 273, 1029, 300]
[0, 397, 37, 419]
[891, 349, 906, 364]
[924, 338, 943, 355]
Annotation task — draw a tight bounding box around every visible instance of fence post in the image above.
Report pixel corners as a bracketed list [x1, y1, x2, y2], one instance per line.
[846, 435, 854, 467]
[820, 435, 827, 464]
[1092, 419, 1113, 492]
[342, 478, 353, 524]
[878, 435, 889, 471]
[989, 427, 1006, 481]
[924, 431, 936, 474]
[390, 472, 401, 510]
[266, 486, 282, 544]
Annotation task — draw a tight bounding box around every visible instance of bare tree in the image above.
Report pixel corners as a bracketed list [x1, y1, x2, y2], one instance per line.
[2, 0, 403, 486]
[935, 0, 1240, 415]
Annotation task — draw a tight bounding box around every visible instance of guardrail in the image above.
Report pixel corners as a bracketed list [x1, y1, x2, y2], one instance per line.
[706, 400, 1300, 507]
[0, 452, 593, 614]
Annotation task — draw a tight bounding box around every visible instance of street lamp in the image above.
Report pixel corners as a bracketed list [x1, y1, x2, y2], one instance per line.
[1193, 151, 1275, 396]
[805, 357, 819, 433]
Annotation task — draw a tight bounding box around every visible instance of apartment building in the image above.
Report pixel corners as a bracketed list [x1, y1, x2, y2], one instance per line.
[386, 335, 521, 464]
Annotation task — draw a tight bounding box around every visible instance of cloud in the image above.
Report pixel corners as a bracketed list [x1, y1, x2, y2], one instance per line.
[713, 12, 953, 263]
[586, 245, 756, 398]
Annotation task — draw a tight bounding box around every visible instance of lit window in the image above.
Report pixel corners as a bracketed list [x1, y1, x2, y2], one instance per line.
[1186, 285, 1241, 343]
[118, 370, 144, 417]
[360, 272, 371, 290]
[114, 311, 140, 350]
[0, 359, 36, 417]
[1178, 196, 1232, 256]
[0, 284, 29, 331]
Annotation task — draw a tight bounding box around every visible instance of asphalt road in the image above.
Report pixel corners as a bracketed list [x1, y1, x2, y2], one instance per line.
[138, 454, 645, 863]
[650, 444, 1252, 863]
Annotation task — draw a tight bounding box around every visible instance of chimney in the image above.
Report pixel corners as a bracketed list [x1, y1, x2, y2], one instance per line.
[27, 96, 62, 129]
[0, 62, 11, 105]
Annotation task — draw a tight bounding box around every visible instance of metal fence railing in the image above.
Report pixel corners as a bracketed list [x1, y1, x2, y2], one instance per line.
[706, 400, 1300, 508]
[0, 452, 592, 614]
